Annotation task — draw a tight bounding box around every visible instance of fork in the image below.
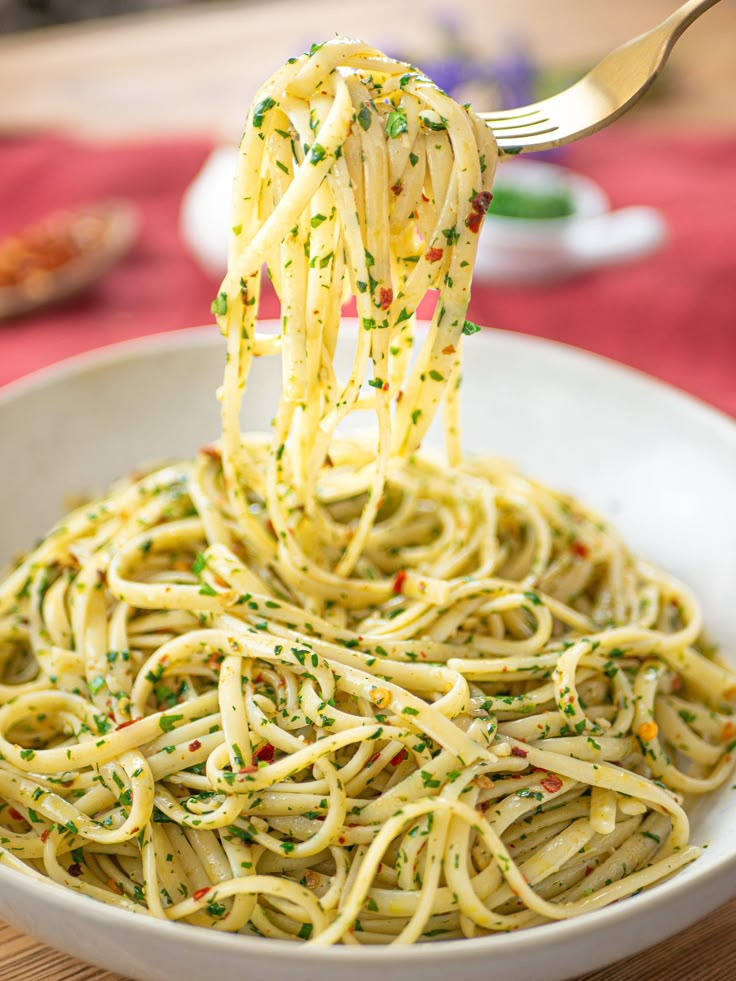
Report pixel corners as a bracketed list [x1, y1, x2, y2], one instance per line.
[480, 0, 722, 154]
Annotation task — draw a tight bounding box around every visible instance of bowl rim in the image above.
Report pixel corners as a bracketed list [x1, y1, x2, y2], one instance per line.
[2, 323, 734, 437]
[0, 324, 734, 964]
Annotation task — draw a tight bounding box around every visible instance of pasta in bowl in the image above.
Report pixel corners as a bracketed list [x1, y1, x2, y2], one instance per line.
[0, 37, 735, 979]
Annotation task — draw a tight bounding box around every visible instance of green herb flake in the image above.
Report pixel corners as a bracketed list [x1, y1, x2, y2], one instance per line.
[385, 108, 408, 139]
[159, 714, 184, 734]
[210, 292, 228, 316]
[253, 96, 276, 128]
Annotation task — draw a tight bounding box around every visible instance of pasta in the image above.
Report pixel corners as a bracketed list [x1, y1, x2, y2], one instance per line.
[0, 38, 734, 946]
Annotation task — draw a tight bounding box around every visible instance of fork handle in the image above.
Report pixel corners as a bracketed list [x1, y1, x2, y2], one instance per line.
[661, 0, 722, 45]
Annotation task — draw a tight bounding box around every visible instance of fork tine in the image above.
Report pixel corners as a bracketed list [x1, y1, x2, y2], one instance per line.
[489, 117, 552, 132]
[479, 105, 550, 122]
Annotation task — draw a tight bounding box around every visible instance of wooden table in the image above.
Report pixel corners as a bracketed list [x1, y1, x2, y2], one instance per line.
[0, 1, 735, 978]
[1, 0, 735, 140]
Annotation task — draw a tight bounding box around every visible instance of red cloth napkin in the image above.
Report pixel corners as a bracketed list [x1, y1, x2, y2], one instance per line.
[0, 131, 734, 416]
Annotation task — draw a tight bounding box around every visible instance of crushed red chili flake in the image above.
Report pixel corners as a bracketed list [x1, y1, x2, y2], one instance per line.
[368, 752, 381, 764]
[68, 863, 83, 877]
[467, 212, 483, 234]
[511, 746, 529, 758]
[192, 887, 211, 902]
[8, 807, 23, 821]
[541, 774, 563, 794]
[425, 247, 443, 263]
[254, 743, 275, 763]
[441, 344, 456, 355]
[471, 191, 493, 214]
[392, 569, 407, 593]
[379, 287, 393, 310]
[40, 828, 50, 842]
[391, 183, 403, 196]
[390, 748, 408, 767]
[115, 718, 140, 730]
[572, 540, 589, 558]
[239, 764, 258, 774]
[188, 740, 202, 752]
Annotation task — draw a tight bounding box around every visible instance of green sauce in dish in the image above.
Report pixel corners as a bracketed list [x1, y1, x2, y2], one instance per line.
[489, 185, 575, 219]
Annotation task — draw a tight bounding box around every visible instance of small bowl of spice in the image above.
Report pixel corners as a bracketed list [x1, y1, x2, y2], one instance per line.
[0, 201, 138, 320]
[473, 158, 666, 283]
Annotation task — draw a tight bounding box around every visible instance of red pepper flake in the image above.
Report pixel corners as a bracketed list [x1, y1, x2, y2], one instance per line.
[8, 808, 23, 822]
[572, 540, 589, 558]
[238, 764, 258, 774]
[511, 746, 528, 758]
[467, 211, 483, 234]
[584, 865, 594, 877]
[541, 774, 563, 794]
[425, 247, 443, 263]
[392, 569, 407, 594]
[192, 887, 211, 902]
[382, 382, 389, 392]
[421, 193, 430, 203]
[368, 752, 381, 764]
[106, 878, 123, 895]
[471, 191, 493, 214]
[254, 743, 275, 763]
[115, 718, 140, 731]
[390, 748, 408, 767]
[40, 828, 50, 843]
[391, 182, 403, 196]
[68, 863, 83, 877]
[379, 287, 393, 310]
[188, 740, 202, 752]
[670, 674, 682, 693]
[441, 344, 456, 355]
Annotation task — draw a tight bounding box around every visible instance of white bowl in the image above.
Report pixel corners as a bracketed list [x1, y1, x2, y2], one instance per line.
[473, 159, 667, 282]
[1, 325, 734, 981]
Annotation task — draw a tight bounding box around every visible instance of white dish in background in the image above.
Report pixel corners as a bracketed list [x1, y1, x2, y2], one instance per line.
[474, 159, 667, 282]
[180, 151, 667, 283]
[0, 325, 734, 981]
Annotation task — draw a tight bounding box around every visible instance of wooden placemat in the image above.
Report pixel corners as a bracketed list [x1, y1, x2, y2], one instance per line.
[2, 898, 735, 980]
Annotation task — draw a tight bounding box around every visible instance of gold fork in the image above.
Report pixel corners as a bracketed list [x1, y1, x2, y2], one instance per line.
[481, 0, 722, 154]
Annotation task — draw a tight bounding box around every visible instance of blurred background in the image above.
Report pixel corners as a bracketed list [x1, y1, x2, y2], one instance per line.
[0, 0, 734, 414]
